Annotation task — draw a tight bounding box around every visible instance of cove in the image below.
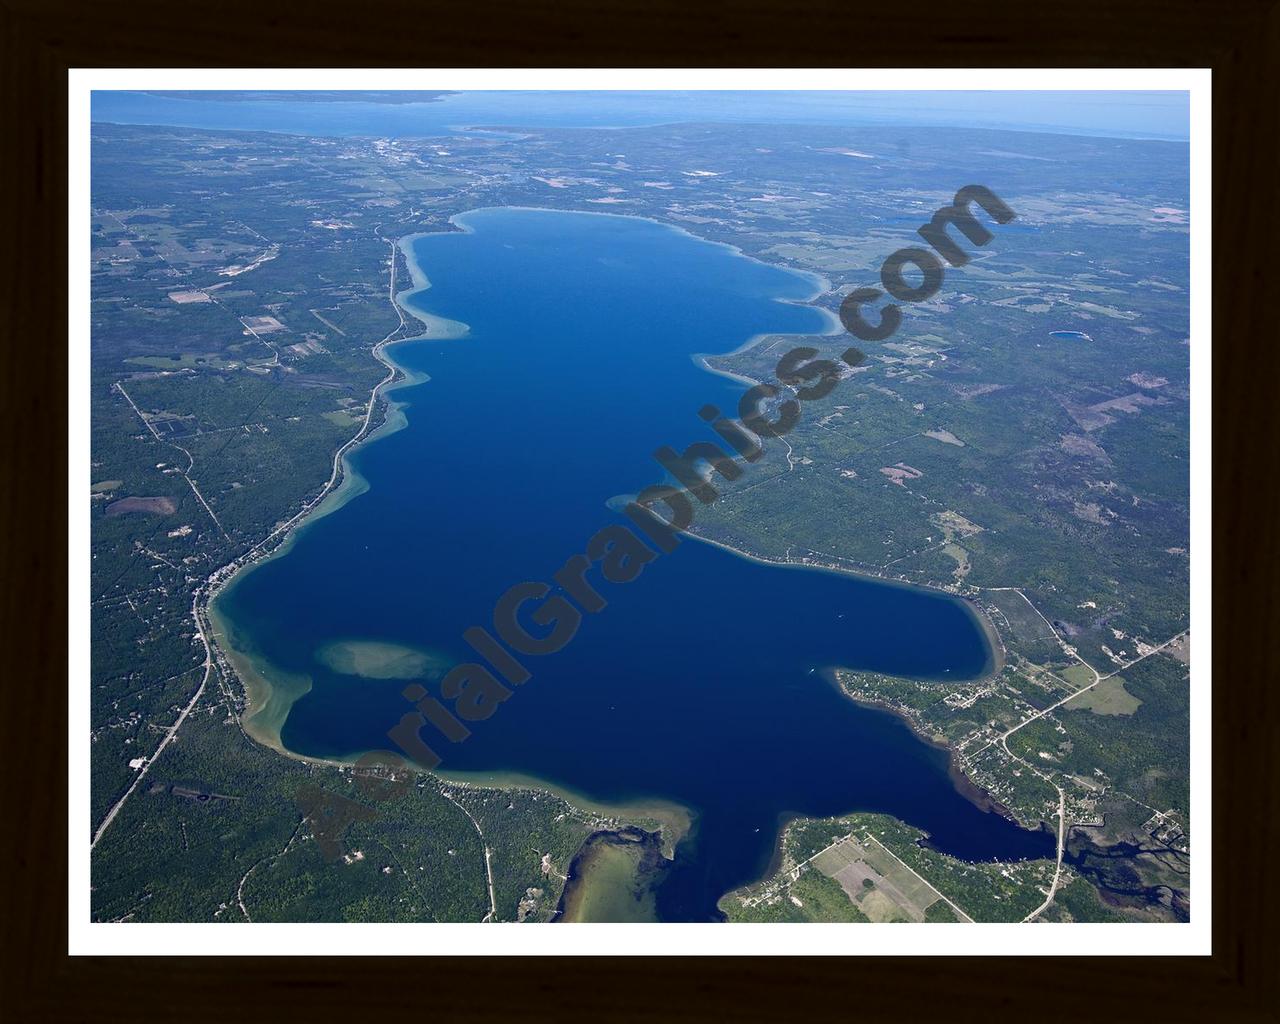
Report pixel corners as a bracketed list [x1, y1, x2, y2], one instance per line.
[212, 207, 1053, 921]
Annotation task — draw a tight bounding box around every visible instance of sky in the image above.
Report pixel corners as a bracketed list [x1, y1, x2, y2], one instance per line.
[91, 89, 1190, 142]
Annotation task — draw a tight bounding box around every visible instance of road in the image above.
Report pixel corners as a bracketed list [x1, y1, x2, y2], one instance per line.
[1019, 782, 1065, 922]
[439, 788, 498, 922]
[113, 382, 230, 540]
[92, 235, 417, 850]
[969, 589, 1189, 921]
[988, 613, 1187, 921]
[996, 626, 1189, 755]
[91, 588, 212, 849]
[861, 832, 975, 923]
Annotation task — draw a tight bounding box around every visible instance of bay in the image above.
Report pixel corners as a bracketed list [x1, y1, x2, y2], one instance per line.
[212, 207, 1053, 921]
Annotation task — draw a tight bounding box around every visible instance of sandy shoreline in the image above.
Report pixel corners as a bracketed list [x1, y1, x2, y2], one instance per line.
[205, 208, 843, 750]
[433, 768, 693, 856]
[204, 231, 467, 748]
[200, 222, 700, 864]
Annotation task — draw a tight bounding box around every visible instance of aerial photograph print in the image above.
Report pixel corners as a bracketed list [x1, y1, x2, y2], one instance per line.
[80, 77, 1200, 945]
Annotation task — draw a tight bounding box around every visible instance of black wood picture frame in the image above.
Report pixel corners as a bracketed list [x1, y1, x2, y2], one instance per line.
[3, 0, 1275, 1019]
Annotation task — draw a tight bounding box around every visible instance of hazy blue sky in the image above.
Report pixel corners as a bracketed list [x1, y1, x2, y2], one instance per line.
[93, 89, 1190, 141]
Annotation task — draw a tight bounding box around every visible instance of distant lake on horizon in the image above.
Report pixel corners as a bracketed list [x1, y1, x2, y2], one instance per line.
[212, 207, 1053, 920]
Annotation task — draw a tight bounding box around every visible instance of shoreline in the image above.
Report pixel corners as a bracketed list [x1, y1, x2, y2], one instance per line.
[552, 825, 667, 923]
[432, 768, 693, 857]
[205, 232, 467, 746]
[213, 205, 1000, 743]
[199, 206, 1015, 910]
[841, 689, 1028, 826]
[205, 206, 846, 754]
[200, 217, 703, 873]
[685, 530, 1005, 683]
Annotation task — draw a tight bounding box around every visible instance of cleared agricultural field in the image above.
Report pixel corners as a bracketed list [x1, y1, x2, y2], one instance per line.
[812, 835, 947, 923]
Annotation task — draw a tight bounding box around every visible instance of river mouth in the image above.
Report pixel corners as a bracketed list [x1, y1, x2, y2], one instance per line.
[212, 206, 1054, 920]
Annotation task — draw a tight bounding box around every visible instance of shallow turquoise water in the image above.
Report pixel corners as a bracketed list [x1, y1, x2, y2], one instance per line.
[215, 208, 1052, 919]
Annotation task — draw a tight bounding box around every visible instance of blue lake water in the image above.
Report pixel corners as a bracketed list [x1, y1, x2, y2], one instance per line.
[213, 207, 1053, 920]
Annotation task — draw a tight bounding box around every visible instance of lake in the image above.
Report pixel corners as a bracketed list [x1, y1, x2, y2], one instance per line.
[212, 207, 1053, 921]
